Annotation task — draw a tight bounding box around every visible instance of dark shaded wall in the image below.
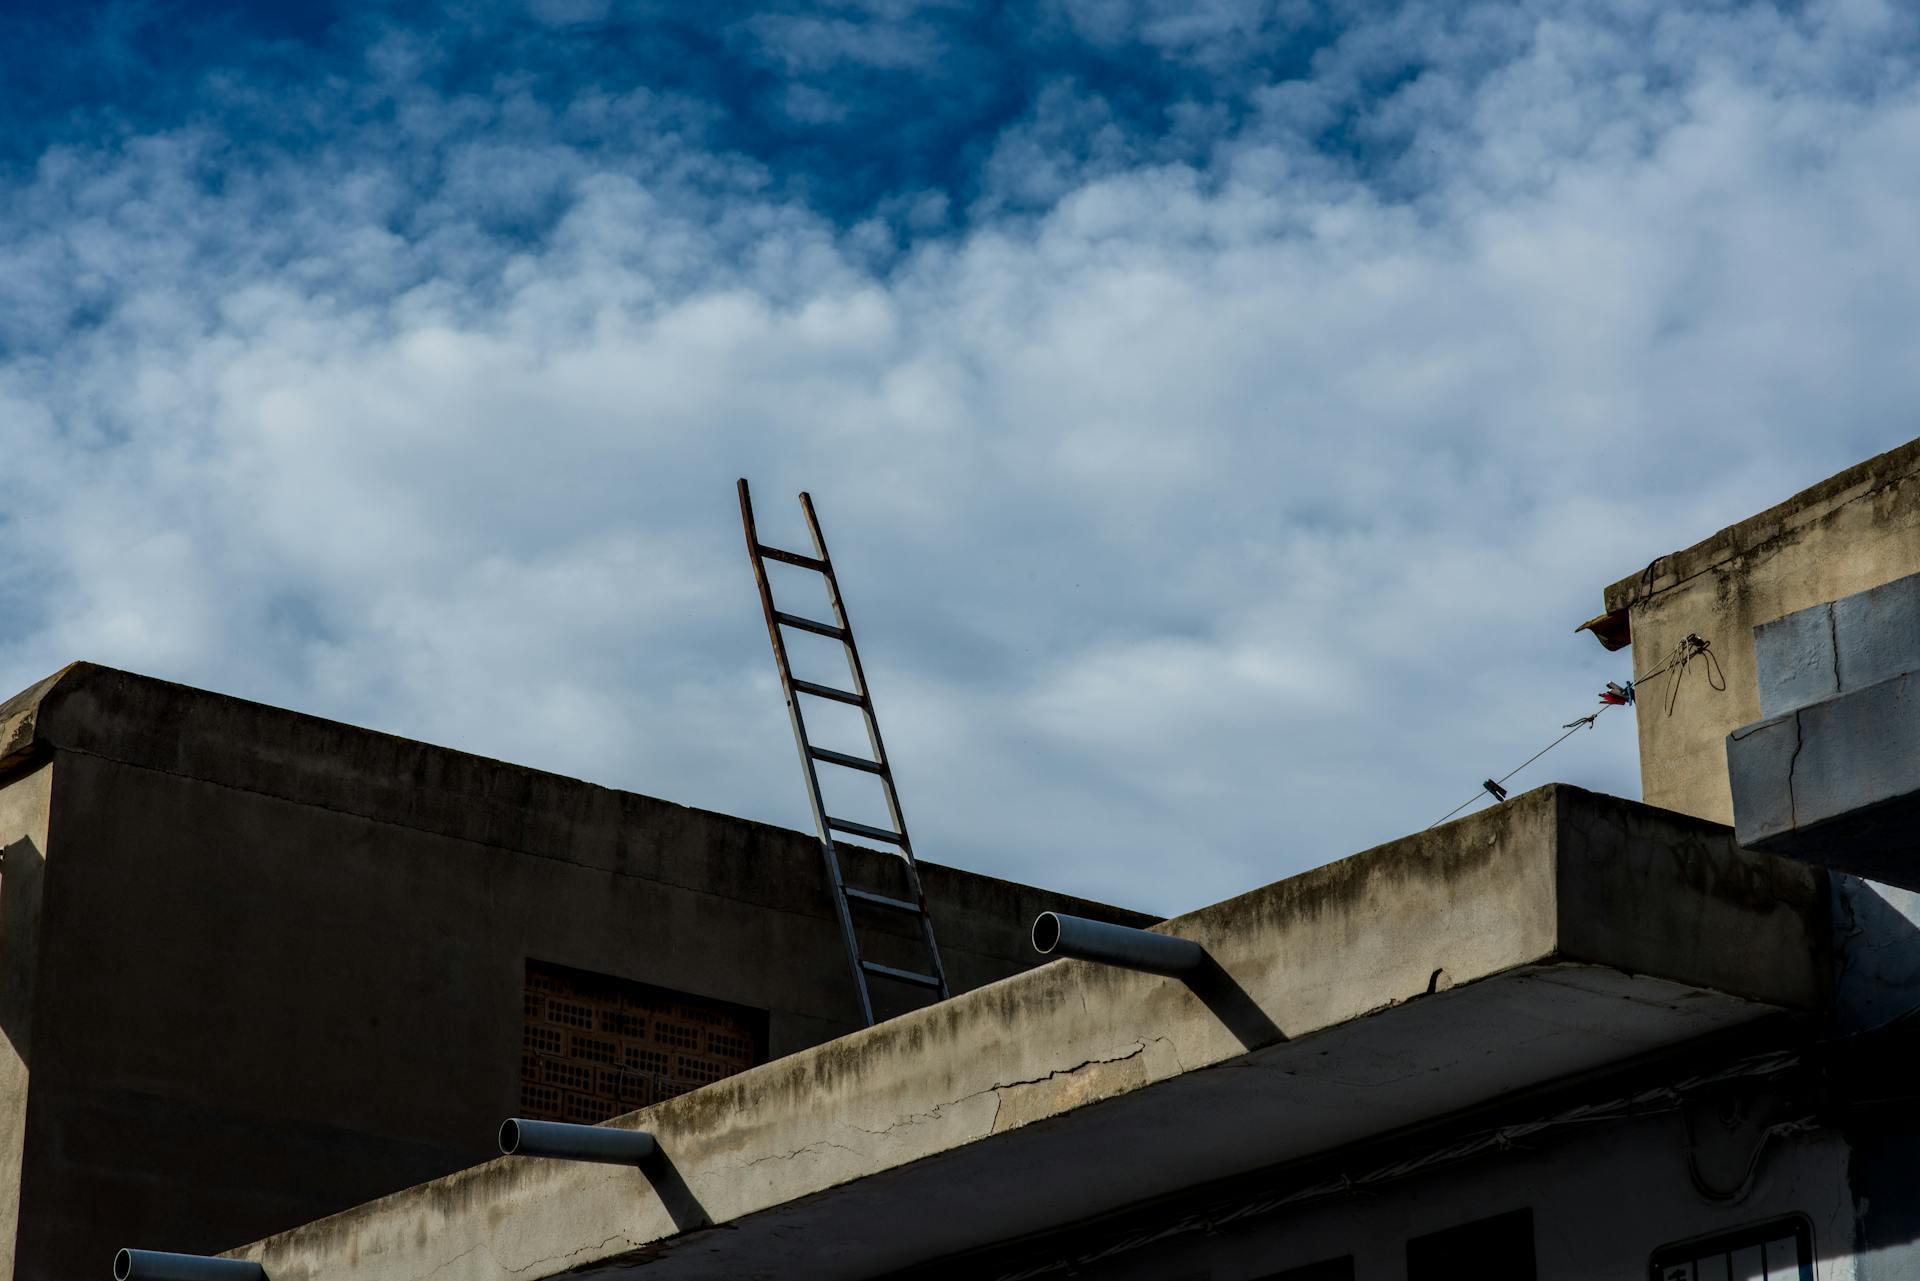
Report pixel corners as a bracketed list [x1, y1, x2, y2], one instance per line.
[0, 664, 1150, 1280]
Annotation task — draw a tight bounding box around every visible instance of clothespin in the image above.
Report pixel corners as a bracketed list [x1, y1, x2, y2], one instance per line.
[1482, 779, 1509, 803]
[1599, 680, 1634, 706]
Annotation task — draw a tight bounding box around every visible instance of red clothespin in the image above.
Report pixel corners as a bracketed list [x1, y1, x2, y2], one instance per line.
[1598, 680, 1634, 706]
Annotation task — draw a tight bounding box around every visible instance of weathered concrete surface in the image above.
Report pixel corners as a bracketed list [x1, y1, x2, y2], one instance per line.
[230, 785, 1827, 1281]
[1600, 436, 1920, 825]
[0, 760, 51, 1278]
[1754, 570, 1920, 719]
[1730, 568, 1920, 887]
[0, 663, 1150, 1281]
[1730, 672, 1920, 888]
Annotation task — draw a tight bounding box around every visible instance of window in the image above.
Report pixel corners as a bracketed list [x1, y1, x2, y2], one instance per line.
[520, 960, 765, 1124]
[1408, 1208, 1536, 1281]
[1649, 1217, 1813, 1281]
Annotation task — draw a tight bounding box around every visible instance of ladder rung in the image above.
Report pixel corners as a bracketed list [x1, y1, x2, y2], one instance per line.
[757, 544, 830, 573]
[809, 745, 885, 774]
[827, 816, 905, 845]
[861, 960, 942, 989]
[774, 610, 847, 639]
[792, 679, 865, 706]
[844, 886, 920, 913]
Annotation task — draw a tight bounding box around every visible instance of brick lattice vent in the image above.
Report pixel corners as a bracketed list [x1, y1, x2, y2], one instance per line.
[521, 960, 764, 1125]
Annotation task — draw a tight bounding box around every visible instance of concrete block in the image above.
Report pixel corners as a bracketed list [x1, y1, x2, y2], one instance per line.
[1755, 570, 1920, 718]
[1835, 570, 1920, 695]
[1754, 602, 1837, 718]
[1729, 670, 1920, 889]
[1725, 713, 1800, 844]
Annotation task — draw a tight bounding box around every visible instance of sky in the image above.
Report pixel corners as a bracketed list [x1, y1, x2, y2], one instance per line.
[2, 0, 1917, 914]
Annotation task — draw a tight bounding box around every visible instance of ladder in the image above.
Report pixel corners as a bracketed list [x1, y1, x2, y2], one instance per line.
[737, 479, 951, 1026]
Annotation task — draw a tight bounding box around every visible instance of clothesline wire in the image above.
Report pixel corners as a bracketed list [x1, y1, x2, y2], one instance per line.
[1424, 635, 1713, 830]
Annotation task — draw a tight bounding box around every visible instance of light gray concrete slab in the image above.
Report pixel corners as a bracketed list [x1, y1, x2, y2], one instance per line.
[1729, 670, 1920, 889]
[1755, 571, 1920, 719]
[1756, 602, 1839, 719]
[1835, 570, 1920, 697]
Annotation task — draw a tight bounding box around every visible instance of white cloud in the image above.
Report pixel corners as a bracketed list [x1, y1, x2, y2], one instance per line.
[3, 0, 1919, 912]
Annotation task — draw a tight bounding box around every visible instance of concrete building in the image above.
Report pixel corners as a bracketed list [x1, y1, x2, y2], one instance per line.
[15, 438, 1920, 1280]
[0, 664, 1148, 1279]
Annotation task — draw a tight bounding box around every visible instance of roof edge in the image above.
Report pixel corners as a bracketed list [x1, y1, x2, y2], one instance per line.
[0, 662, 1154, 925]
[1602, 436, 1920, 616]
[0, 661, 99, 776]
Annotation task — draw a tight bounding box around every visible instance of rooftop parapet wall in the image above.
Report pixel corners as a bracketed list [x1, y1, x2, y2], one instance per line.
[229, 785, 1827, 1281]
[1595, 438, 1920, 826]
[0, 663, 1148, 972]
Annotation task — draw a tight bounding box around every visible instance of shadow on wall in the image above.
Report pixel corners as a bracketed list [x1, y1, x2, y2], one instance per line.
[1832, 876, 1920, 1034]
[1187, 954, 1286, 1053]
[1828, 875, 1920, 1281]
[0, 835, 44, 1067]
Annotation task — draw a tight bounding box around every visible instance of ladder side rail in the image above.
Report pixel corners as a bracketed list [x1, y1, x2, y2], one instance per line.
[797, 490, 905, 826]
[796, 492, 952, 999]
[738, 479, 876, 1025]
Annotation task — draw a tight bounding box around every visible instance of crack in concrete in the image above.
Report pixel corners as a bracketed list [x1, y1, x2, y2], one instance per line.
[845, 1100, 959, 1137]
[993, 1041, 1150, 1091]
[500, 1232, 643, 1276]
[1145, 1034, 1187, 1075]
[732, 1139, 867, 1171]
[987, 1041, 1152, 1131]
[1786, 711, 1804, 829]
[1828, 602, 1841, 694]
[847, 1040, 1170, 1145]
[408, 1242, 484, 1281]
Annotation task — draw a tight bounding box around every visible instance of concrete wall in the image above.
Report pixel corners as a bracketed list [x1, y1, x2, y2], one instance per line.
[1598, 437, 1920, 826]
[0, 761, 51, 1278]
[1594, 439, 1920, 1281]
[224, 784, 1829, 1281]
[940, 1090, 1862, 1281]
[0, 663, 1150, 1281]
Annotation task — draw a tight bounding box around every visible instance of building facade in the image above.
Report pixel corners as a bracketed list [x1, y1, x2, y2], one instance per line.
[18, 439, 1920, 1280]
[0, 664, 1148, 1279]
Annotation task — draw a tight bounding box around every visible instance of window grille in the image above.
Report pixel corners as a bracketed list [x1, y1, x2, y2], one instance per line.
[518, 959, 764, 1124]
[1650, 1217, 1813, 1281]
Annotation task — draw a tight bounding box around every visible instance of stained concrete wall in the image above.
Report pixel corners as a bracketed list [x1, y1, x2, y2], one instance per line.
[1596, 439, 1920, 1281]
[226, 784, 1829, 1281]
[0, 663, 1150, 1281]
[0, 761, 51, 1278]
[1598, 437, 1920, 827]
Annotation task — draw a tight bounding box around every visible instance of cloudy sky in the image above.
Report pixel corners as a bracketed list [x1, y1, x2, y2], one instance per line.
[2, 0, 1916, 914]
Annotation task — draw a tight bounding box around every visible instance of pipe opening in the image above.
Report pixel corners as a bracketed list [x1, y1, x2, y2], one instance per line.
[498, 1119, 521, 1155]
[1032, 911, 1062, 954]
[114, 1250, 133, 1281]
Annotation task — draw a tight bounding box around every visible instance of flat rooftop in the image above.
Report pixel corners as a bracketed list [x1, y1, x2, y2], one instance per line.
[223, 785, 1826, 1280]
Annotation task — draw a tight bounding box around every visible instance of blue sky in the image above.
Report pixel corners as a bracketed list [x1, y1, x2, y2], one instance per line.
[3, 0, 1919, 912]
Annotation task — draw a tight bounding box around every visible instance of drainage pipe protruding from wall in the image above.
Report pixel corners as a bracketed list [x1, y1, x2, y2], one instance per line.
[499, 1117, 658, 1165]
[114, 1250, 265, 1281]
[1032, 912, 1205, 977]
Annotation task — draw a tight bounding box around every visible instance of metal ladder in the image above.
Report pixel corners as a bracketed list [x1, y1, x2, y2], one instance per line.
[737, 479, 951, 1026]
